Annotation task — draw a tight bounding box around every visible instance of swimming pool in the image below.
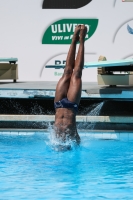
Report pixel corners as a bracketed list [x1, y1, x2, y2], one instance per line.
[0, 131, 133, 199]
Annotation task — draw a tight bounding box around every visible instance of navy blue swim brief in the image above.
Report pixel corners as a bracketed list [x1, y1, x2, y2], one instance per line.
[54, 98, 78, 113]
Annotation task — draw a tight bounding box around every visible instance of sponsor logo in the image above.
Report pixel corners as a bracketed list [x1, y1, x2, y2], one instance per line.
[40, 53, 97, 82]
[42, 0, 92, 9]
[113, 19, 133, 42]
[54, 71, 63, 76]
[127, 24, 133, 34]
[55, 60, 66, 65]
[42, 19, 98, 45]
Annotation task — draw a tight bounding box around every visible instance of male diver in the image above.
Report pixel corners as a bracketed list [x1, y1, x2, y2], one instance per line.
[54, 25, 87, 145]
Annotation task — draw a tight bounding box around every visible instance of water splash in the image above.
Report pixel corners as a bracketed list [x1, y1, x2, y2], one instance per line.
[46, 123, 78, 152]
[9, 100, 25, 114]
[46, 102, 105, 149]
[87, 102, 104, 116]
[88, 102, 104, 130]
[78, 102, 104, 130]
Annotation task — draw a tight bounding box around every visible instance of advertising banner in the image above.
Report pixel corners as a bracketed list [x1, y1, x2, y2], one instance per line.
[0, 0, 133, 81]
[42, 19, 98, 44]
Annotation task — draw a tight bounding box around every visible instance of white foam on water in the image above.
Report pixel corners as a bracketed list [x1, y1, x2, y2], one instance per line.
[46, 122, 79, 152]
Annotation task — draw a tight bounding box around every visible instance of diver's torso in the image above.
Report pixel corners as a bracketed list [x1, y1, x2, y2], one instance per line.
[54, 108, 80, 143]
[54, 108, 76, 131]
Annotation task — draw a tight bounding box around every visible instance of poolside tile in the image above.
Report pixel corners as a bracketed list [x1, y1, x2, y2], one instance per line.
[1, 131, 11, 135]
[119, 133, 129, 141]
[18, 132, 27, 135]
[102, 133, 111, 140]
[93, 133, 103, 139]
[128, 133, 133, 141]
[110, 133, 119, 140]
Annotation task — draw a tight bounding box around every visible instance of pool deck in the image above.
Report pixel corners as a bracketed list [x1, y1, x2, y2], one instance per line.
[0, 81, 132, 90]
[0, 81, 104, 90]
[0, 81, 133, 99]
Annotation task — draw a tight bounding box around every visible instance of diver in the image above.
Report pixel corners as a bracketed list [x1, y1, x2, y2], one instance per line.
[54, 25, 87, 146]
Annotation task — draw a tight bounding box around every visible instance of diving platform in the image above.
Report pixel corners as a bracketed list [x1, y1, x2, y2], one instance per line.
[0, 58, 18, 82]
[46, 59, 133, 69]
[0, 58, 132, 100]
[46, 59, 133, 86]
[0, 58, 18, 64]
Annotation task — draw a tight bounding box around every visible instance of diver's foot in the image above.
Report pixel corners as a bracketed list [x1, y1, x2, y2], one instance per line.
[80, 25, 87, 42]
[72, 25, 81, 43]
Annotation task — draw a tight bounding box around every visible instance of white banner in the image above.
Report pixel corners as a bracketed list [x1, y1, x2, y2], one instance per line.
[0, 0, 133, 81]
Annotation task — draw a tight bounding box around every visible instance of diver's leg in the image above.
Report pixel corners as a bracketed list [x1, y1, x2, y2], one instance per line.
[54, 25, 81, 102]
[67, 25, 87, 105]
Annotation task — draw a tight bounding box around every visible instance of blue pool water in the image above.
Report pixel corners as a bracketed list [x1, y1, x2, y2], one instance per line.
[0, 132, 133, 200]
